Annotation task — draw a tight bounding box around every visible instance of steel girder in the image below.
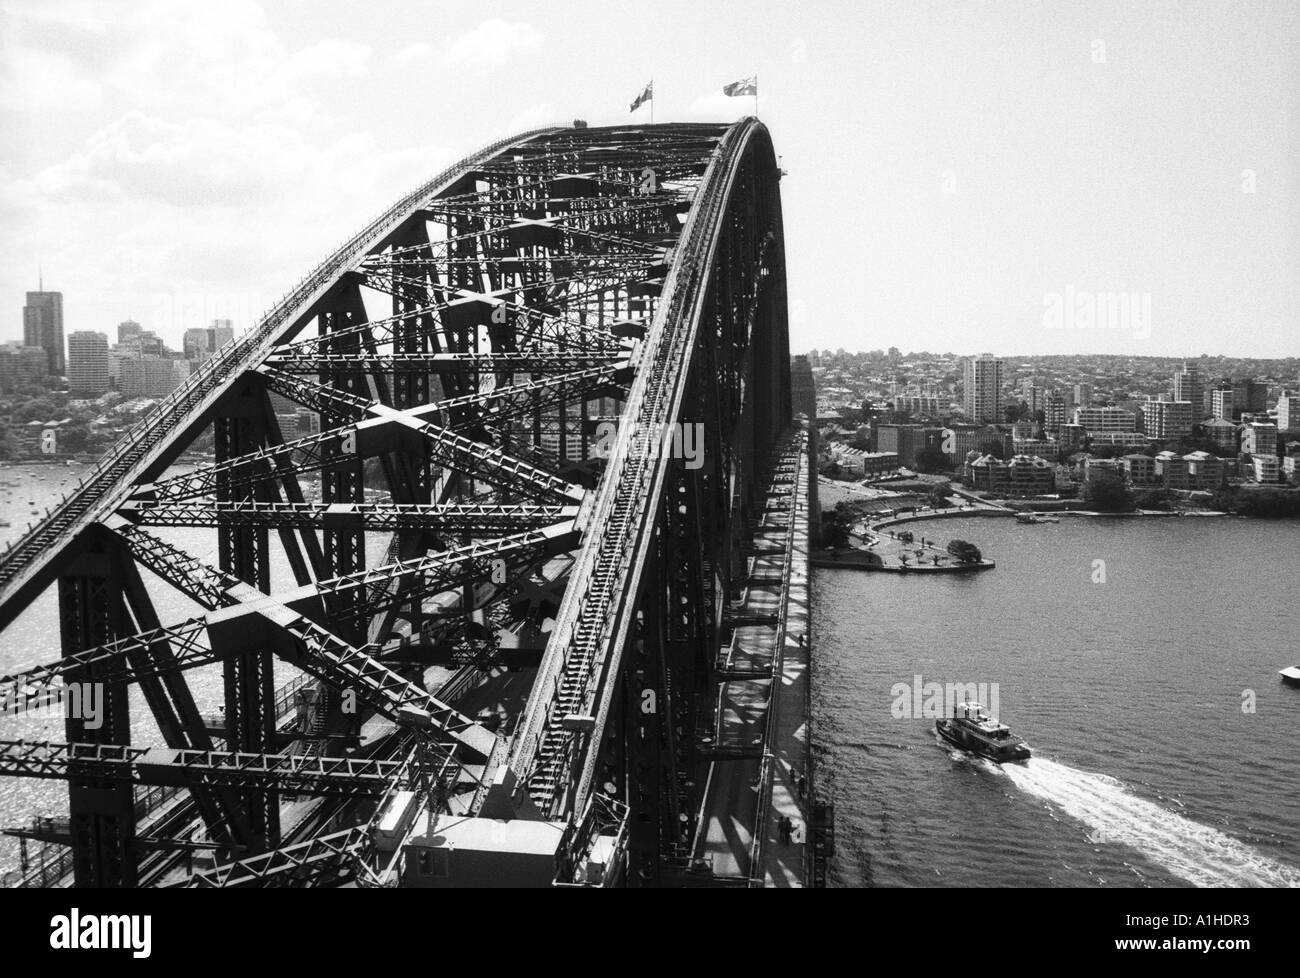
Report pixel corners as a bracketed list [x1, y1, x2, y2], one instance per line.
[0, 741, 408, 798]
[0, 120, 788, 887]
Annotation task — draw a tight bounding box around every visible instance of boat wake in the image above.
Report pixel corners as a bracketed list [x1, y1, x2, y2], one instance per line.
[999, 756, 1300, 888]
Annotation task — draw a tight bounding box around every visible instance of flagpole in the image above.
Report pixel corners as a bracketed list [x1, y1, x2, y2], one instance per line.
[754, 74, 758, 118]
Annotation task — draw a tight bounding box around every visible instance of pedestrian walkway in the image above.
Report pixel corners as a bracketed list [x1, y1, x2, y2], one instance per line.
[693, 427, 811, 886]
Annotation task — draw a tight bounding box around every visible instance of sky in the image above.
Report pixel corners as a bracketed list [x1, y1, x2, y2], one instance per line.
[1, 0, 1297, 358]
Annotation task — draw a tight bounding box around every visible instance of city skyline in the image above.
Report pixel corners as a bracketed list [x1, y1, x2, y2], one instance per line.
[2, 1, 1299, 357]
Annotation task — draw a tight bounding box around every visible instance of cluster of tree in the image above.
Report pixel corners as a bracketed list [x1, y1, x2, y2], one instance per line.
[946, 539, 983, 563]
[819, 506, 854, 547]
[927, 482, 953, 508]
[1209, 486, 1300, 517]
[913, 448, 954, 474]
[1082, 468, 1137, 512]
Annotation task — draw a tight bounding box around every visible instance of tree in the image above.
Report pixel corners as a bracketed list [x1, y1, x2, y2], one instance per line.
[914, 448, 953, 474]
[977, 439, 1006, 461]
[819, 506, 854, 547]
[946, 540, 982, 563]
[927, 482, 953, 508]
[1083, 468, 1136, 512]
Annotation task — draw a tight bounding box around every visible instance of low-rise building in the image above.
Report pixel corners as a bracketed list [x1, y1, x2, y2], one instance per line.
[1249, 454, 1280, 484]
[1120, 454, 1157, 485]
[1184, 451, 1227, 490]
[1202, 417, 1239, 453]
[1155, 450, 1191, 489]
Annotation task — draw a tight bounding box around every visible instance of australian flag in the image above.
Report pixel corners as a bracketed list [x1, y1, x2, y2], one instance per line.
[630, 81, 652, 112]
[722, 76, 757, 97]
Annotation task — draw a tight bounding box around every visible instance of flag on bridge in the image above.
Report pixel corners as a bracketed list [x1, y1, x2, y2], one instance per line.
[723, 76, 757, 97]
[630, 81, 653, 113]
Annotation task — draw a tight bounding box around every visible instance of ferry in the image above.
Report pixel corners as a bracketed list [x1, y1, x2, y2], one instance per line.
[936, 701, 1031, 762]
[1015, 512, 1059, 524]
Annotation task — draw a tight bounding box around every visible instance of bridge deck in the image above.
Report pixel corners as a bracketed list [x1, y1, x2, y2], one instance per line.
[693, 429, 811, 886]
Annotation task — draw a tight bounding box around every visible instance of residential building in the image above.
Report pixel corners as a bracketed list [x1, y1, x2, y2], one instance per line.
[1202, 418, 1239, 452]
[1276, 394, 1300, 431]
[1120, 454, 1157, 485]
[1173, 363, 1203, 419]
[66, 330, 110, 397]
[1155, 451, 1191, 489]
[963, 354, 1003, 423]
[1184, 451, 1227, 490]
[1142, 399, 1194, 441]
[1044, 391, 1068, 432]
[1211, 387, 1235, 420]
[1074, 406, 1138, 432]
[1249, 454, 1279, 483]
[1243, 422, 1277, 456]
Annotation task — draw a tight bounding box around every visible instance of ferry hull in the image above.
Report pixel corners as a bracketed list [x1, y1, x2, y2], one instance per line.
[936, 720, 1031, 763]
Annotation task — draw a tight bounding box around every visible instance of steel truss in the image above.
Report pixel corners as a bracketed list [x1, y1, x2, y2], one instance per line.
[0, 120, 791, 887]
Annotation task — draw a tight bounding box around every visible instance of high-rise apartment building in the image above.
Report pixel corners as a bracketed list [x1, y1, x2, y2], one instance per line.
[1173, 363, 1202, 418]
[1142, 399, 1194, 441]
[963, 354, 1003, 423]
[67, 330, 110, 397]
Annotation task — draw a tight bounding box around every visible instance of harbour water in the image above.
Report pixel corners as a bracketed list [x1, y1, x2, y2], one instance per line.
[813, 514, 1300, 887]
[3, 464, 1299, 887]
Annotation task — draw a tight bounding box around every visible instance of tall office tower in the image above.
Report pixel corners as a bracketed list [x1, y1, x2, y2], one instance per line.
[23, 286, 64, 375]
[1173, 363, 1202, 418]
[67, 331, 110, 397]
[117, 319, 143, 345]
[1072, 383, 1092, 410]
[963, 353, 1003, 423]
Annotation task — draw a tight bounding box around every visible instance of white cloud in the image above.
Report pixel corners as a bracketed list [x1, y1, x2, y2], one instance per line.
[0, 0, 453, 343]
[392, 42, 434, 67]
[440, 19, 542, 70]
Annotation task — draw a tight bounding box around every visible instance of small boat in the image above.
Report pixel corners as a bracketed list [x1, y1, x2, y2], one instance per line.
[937, 701, 1031, 762]
[1280, 667, 1300, 688]
[1015, 512, 1059, 524]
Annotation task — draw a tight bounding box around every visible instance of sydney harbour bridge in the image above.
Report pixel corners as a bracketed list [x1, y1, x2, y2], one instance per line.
[0, 118, 819, 888]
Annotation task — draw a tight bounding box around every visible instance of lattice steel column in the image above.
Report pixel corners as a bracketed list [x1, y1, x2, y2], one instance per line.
[215, 399, 278, 849]
[59, 532, 136, 886]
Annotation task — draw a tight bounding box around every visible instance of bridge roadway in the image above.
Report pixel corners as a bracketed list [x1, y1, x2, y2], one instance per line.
[692, 427, 811, 886]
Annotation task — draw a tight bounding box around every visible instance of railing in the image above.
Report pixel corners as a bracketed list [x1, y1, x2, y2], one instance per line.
[512, 121, 761, 807]
[746, 429, 806, 886]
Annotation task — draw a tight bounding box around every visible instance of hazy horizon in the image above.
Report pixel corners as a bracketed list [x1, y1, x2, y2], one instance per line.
[3, 0, 1297, 359]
